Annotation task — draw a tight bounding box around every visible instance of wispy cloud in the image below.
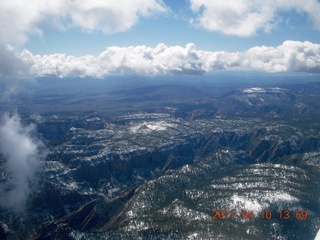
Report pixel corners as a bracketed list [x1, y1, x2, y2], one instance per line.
[0, 44, 29, 78]
[19, 41, 320, 77]
[0, 43, 32, 101]
[0, 113, 47, 210]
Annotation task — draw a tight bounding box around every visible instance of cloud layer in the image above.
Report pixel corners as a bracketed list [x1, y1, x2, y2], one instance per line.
[0, 113, 46, 210]
[0, 0, 167, 46]
[19, 41, 320, 77]
[189, 0, 320, 37]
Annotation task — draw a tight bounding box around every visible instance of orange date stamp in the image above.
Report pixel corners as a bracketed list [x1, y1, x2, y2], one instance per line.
[212, 209, 309, 220]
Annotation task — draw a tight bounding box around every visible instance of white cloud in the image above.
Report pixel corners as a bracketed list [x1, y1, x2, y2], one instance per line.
[19, 41, 320, 77]
[243, 41, 320, 73]
[0, 0, 167, 46]
[0, 113, 46, 210]
[19, 43, 209, 77]
[189, 0, 320, 37]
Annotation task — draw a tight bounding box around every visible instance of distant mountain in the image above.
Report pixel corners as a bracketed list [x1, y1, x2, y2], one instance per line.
[109, 85, 213, 100]
[217, 87, 320, 117]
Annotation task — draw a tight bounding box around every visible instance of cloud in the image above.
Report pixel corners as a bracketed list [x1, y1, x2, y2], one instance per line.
[243, 41, 320, 73]
[0, 0, 167, 94]
[19, 41, 320, 77]
[0, 44, 29, 78]
[189, 0, 320, 37]
[19, 43, 207, 77]
[0, 43, 32, 100]
[0, 0, 167, 46]
[0, 113, 47, 210]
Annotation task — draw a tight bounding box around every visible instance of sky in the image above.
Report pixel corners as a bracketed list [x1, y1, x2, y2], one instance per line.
[0, 0, 320, 78]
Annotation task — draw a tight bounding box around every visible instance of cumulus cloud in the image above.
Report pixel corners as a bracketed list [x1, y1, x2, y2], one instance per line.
[18, 41, 320, 77]
[243, 41, 320, 73]
[0, 0, 167, 46]
[189, 0, 320, 37]
[0, 113, 46, 210]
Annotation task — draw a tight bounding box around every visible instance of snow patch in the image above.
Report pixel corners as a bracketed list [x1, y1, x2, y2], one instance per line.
[242, 87, 287, 93]
[129, 121, 175, 133]
[243, 87, 266, 93]
[228, 191, 299, 216]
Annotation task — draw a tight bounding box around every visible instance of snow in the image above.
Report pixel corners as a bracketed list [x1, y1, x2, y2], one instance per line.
[231, 195, 264, 213]
[314, 229, 320, 240]
[242, 87, 287, 93]
[129, 120, 175, 133]
[243, 87, 266, 93]
[227, 191, 300, 216]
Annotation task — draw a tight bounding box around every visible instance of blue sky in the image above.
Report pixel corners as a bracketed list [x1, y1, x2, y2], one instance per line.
[21, 0, 320, 56]
[0, 0, 320, 78]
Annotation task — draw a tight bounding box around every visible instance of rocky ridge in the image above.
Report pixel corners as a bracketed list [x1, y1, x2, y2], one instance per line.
[0, 84, 319, 239]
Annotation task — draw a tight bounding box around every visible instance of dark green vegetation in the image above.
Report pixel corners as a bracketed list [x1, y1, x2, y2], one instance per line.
[0, 76, 320, 239]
